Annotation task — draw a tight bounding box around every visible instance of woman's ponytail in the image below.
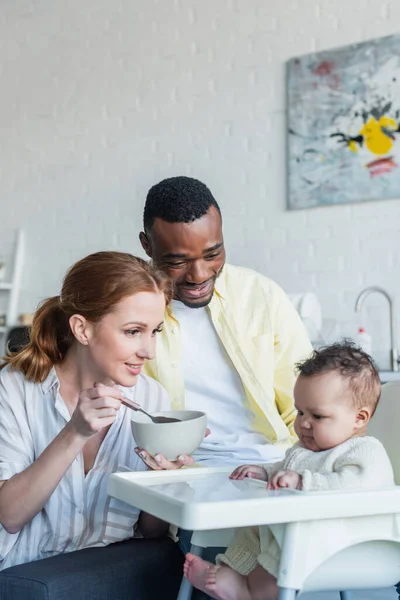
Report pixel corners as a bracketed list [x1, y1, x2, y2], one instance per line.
[1, 296, 73, 382]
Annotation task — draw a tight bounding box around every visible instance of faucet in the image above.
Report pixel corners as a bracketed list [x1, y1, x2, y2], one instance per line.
[355, 286, 398, 372]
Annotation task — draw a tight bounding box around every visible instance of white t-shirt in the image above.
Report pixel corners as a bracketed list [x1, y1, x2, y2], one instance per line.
[172, 300, 285, 466]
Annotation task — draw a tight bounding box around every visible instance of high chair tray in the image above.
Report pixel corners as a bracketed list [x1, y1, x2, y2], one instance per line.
[108, 466, 400, 531]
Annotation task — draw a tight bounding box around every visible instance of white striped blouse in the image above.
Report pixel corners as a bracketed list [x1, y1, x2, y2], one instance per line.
[0, 365, 170, 570]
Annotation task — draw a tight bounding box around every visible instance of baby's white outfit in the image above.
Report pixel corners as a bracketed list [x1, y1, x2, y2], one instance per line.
[217, 436, 395, 578]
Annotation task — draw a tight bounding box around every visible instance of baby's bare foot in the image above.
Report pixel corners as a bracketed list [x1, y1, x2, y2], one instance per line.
[184, 553, 217, 596]
[205, 563, 219, 587]
[205, 564, 252, 600]
[184, 554, 253, 600]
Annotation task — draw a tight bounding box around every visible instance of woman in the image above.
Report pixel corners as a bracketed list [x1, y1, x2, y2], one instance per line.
[0, 251, 193, 570]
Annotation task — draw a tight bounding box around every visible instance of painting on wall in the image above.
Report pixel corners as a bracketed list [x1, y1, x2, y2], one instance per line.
[287, 34, 400, 210]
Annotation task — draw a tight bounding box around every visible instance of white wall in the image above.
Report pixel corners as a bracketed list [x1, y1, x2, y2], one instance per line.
[1, 0, 399, 367]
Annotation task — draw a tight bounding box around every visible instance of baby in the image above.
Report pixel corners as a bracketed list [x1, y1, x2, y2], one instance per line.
[184, 340, 394, 600]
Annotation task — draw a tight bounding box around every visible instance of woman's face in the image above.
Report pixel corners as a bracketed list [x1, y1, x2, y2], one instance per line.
[85, 291, 166, 387]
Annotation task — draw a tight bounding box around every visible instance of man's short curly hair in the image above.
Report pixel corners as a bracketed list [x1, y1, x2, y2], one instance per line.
[296, 340, 381, 415]
[143, 176, 221, 232]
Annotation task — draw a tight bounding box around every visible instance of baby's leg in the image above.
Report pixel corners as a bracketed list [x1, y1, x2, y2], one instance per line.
[246, 565, 279, 600]
[184, 553, 251, 600]
[185, 553, 278, 600]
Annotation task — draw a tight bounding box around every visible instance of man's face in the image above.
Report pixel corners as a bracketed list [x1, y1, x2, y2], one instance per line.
[140, 206, 225, 308]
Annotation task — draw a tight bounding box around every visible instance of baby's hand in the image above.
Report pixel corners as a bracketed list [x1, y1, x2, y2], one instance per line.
[230, 464, 268, 481]
[267, 469, 302, 490]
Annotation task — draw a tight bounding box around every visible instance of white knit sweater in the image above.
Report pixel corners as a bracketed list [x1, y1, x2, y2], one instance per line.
[263, 436, 394, 491]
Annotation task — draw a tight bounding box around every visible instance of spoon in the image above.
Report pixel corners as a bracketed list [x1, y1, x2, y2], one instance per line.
[121, 397, 181, 424]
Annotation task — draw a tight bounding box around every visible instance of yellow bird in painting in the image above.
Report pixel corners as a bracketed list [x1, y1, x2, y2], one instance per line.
[357, 116, 398, 155]
[331, 109, 400, 176]
[332, 113, 400, 156]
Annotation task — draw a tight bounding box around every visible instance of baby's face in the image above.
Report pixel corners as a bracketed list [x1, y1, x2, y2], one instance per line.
[293, 371, 368, 452]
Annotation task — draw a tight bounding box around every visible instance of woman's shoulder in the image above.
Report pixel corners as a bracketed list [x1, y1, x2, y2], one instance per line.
[0, 364, 27, 391]
[123, 374, 171, 412]
[0, 364, 31, 409]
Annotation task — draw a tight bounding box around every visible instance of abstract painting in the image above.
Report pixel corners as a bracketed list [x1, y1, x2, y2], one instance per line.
[287, 34, 400, 210]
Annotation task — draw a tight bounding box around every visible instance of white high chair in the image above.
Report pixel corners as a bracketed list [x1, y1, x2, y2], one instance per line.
[184, 381, 400, 600]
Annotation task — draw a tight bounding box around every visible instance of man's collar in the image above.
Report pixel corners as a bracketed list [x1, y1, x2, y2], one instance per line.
[214, 265, 226, 300]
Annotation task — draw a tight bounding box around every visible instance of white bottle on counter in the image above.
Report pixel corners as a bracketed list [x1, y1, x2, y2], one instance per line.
[355, 327, 372, 356]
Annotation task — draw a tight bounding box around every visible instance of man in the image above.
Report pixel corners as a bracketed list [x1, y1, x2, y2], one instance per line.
[139, 176, 312, 600]
[140, 176, 312, 465]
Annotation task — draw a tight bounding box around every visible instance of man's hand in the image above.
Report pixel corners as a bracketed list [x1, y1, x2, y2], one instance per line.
[267, 469, 302, 490]
[230, 464, 268, 481]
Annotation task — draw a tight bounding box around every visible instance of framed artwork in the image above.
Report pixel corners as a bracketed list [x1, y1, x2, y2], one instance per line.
[287, 34, 400, 210]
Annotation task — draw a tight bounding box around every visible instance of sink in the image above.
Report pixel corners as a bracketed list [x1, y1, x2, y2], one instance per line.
[379, 371, 400, 383]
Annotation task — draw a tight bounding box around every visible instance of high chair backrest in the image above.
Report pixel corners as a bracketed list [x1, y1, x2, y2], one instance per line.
[367, 381, 400, 484]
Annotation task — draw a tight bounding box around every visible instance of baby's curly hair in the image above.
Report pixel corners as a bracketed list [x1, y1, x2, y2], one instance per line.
[296, 340, 381, 415]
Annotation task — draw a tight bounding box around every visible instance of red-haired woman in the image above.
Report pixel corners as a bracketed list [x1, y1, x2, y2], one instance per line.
[0, 251, 194, 570]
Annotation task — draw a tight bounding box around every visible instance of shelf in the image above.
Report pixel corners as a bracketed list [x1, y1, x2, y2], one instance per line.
[0, 283, 12, 290]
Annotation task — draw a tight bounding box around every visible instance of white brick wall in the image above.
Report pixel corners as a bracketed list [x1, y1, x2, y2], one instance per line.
[1, 0, 399, 367]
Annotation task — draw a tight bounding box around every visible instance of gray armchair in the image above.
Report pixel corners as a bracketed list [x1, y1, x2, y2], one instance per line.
[0, 536, 183, 599]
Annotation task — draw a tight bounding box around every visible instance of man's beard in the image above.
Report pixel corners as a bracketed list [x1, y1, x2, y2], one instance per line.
[174, 264, 224, 309]
[174, 278, 216, 308]
[177, 292, 214, 309]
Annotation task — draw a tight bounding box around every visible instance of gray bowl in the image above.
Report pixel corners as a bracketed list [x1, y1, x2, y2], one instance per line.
[131, 410, 207, 461]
